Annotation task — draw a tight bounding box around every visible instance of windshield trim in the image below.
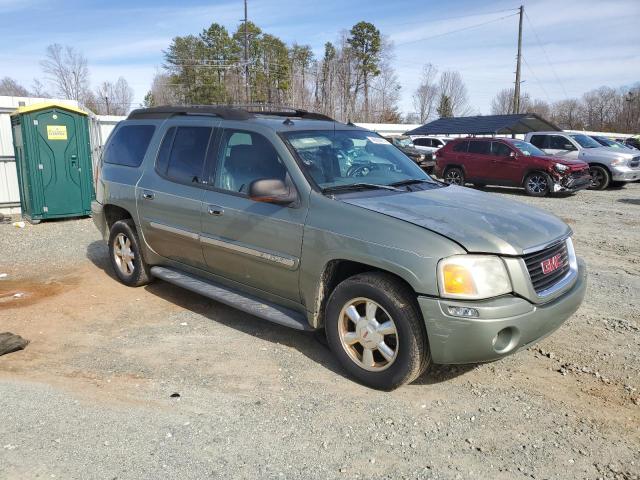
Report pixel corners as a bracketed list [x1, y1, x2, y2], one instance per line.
[279, 128, 437, 195]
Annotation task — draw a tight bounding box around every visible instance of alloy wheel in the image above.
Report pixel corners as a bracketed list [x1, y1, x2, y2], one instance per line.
[444, 170, 462, 185]
[590, 168, 604, 188]
[527, 174, 548, 193]
[113, 233, 135, 276]
[338, 297, 398, 372]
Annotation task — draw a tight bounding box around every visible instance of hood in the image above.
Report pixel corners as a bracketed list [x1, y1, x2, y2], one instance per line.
[536, 155, 588, 170]
[398, 145, 423, 157]
[579, 146, 636, 161]
[342, 186, 571, 255]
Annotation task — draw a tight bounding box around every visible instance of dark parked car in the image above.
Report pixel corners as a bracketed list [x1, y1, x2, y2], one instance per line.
[435, 137, 591, 196]
[384, 136, 435, 172]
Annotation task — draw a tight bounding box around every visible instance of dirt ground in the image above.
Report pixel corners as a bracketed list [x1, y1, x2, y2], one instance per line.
[0, 183, 638, 480]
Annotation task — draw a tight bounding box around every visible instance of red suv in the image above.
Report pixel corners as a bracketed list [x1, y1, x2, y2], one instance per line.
[434, 137, 591, 196]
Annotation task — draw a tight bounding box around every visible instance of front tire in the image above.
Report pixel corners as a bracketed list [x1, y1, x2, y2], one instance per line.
[108, 219, 151, 287]
[443, 167, 465, 186]
[588, 165, 610, 190]
[524, 172, 551, 197]
[325, 272, 430, 390]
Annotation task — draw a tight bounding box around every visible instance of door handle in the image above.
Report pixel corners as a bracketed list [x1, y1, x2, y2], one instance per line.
[142, 191, 155, 200]
[208, 205, 224, 216]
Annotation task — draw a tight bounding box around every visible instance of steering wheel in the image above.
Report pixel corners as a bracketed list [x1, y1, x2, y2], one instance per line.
[346, 164, 372, 177]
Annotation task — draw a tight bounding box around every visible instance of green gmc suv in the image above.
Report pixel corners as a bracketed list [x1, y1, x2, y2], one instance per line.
[92, 106, 587, 390]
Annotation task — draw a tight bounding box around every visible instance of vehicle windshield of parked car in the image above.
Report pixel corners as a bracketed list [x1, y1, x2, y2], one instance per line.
[283, 130, 434, 191]
[569, 134, 601, 149]
[394, 137, 415, 148]
[511, 140, 546, 157]
[595, 136, 625, 149]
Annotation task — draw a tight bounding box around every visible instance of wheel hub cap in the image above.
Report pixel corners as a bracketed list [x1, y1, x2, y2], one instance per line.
[113, 233, 135, 276]
[338, 298, 398, 372]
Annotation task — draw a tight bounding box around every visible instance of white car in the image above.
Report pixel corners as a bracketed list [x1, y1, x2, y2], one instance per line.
[525, 131, 640, 190]
[411, 136, 452, 154]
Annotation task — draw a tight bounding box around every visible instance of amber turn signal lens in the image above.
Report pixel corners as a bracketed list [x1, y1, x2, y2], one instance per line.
[442, 264, 477, 295]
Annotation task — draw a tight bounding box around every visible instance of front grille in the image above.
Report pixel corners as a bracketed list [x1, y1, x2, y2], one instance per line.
[523, 240, 570, 294]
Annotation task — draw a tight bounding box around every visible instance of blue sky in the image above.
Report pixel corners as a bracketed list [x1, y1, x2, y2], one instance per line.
[1, 0, 639, 115]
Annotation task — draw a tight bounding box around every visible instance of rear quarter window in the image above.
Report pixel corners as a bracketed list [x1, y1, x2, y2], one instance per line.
[529, 135, 547, 149]
[103, 124, 156, 167]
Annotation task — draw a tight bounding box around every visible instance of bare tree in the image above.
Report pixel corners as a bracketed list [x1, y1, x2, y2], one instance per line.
[92, 77, 134, 115]
[0, 77, 29, 96]
[491, 88, 531, 115]
[412, 64, 438, 123]
[551, 99, 583, 129]
[30, 79, 50, 98]
[40, 44, 90, 101]
[438, 70, 471, 116]
[144, 73, 182, 107]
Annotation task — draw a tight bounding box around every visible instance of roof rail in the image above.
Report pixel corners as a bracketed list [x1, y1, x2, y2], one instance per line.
[127, 105, 336, 122]
[127, 105, 252, 121]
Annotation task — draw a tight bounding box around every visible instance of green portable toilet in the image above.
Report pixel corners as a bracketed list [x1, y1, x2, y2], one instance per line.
[10, 102, 94, 223]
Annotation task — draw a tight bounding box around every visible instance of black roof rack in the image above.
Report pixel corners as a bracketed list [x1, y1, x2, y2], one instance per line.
[127, 105, 252, 121]
[127, 105, 335, 122]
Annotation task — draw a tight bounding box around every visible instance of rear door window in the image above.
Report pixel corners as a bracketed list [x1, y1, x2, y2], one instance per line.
[452, 141, 469, 152]
[529, 135, 547, 149]
[156, 126, 213, 184]
[467, 141, 491, 155]
[414, 138, 430, 147]
[103, 125, 156, 167]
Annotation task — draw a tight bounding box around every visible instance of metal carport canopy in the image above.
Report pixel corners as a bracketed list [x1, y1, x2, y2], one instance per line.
[405, 113, 561, 136]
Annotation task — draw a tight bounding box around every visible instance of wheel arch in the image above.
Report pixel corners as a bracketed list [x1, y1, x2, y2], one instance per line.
[311, 259, 419, 329]
[520, 168, 552, 187]
[103, 204, 134, 229]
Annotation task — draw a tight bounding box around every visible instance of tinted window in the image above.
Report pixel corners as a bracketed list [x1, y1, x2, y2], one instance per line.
[568, 134, 600, 148]
[549, 135, 575, 150]
[529, 135, 547, 149]
[414, 138, 430, 147]
[467, 141, 491, 155]
[215, 129, 287, 194]
[161, 126, 212, 184]
[103, 125, 155, 167]
[453, 141, 469, 152]
[156, 127, 176, 174]
[491, 142, 513, 156]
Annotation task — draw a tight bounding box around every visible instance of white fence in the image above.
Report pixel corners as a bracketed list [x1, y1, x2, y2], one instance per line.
[0, 95, 124, 215]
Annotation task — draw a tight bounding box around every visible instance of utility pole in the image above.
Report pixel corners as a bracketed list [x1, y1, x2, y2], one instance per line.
[243, 0, 250, 103]
[104, 96, 110, 115]
[513, 5, 524, 114]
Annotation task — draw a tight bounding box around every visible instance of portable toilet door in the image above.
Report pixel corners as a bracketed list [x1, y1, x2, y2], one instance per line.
[10, 102, 93, 223]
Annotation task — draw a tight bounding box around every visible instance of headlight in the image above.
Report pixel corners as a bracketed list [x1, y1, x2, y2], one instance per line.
[610, 158, 627, 166]
[418, 154, 425, 161]
[437, 255, 512, 300]
[554, 163, 568, 172]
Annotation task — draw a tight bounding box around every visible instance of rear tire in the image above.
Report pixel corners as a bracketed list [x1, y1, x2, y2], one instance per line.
[108, 219, 151, 287]
[325, 272, 430, 390]
[524, 172, 551, 197]
[588, 165, 610, 190]
[443, 167, 465, 186]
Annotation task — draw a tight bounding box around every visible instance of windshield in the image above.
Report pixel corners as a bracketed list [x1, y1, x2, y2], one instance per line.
[595, 136, 626, 149]
[283, 130, 433, 191]
[569, 134, 601, 148]
[511, 140, 546, 157]
[394, 137, 414, 148]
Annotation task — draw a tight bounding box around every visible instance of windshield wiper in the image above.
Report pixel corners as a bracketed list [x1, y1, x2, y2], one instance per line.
[389, 178, 431, 187]
[322, 182, 403, 193]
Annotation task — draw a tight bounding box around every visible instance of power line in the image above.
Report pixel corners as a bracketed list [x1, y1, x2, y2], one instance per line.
[523, 11, 569, 98]
[379, 7, 520, 29]
[394, 12, 519, 47]
[522, 55, 553, 105]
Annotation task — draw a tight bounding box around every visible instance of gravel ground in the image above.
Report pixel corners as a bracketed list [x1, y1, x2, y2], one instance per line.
[0, 184, 638, 480]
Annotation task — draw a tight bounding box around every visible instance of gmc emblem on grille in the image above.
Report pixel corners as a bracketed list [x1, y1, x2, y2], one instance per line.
[541, 254, 562, 274]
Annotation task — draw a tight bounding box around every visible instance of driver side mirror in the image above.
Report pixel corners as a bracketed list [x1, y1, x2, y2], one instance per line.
[249, 178, 297, 206]
[563, 143, 576, 151]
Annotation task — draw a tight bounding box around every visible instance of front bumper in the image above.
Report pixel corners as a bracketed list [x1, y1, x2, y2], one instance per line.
[418, 258, 587, 364]
[555, 172, 591, 192]
[418, 160, 436, 172]
[611, 165, 640, 182]
[91, 200, 108, 240]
